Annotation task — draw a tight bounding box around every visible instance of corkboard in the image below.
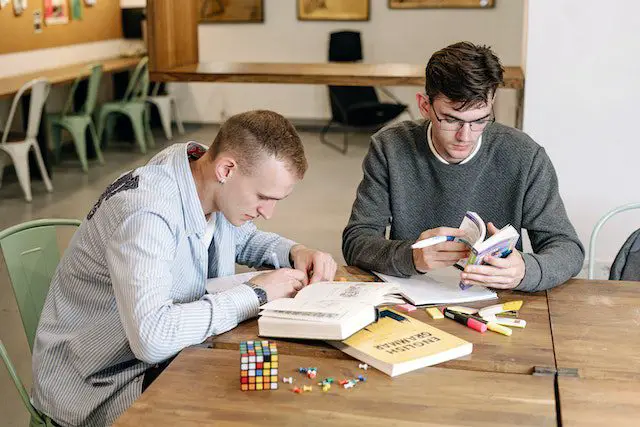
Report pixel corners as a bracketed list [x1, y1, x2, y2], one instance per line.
[0, 0, 122, 55]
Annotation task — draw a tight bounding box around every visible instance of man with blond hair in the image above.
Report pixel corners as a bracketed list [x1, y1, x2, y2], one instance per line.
[32, 110, 337, 426]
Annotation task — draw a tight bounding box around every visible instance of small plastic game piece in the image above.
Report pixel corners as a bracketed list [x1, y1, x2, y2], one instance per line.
[283, 377, 293, 384]
[303, 385, 313, 392]
[359, 363, 368, 370]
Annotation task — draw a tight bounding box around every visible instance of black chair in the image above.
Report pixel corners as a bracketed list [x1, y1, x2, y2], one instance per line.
[321, 31, 408, 154]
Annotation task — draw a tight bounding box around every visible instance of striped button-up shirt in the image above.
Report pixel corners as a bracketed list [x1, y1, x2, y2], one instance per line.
[31, 142, 295, 426]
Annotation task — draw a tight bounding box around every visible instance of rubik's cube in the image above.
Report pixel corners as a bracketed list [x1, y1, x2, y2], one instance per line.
[240, 340, 278, 391]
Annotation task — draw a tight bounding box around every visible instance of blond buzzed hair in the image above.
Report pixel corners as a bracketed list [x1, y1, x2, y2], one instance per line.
[208, 110, 308, 179]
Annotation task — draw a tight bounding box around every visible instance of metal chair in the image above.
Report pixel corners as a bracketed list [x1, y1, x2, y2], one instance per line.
[588, 203, 640, 279]
[0, 218, 81, 426]
[0, 78, 53, 202]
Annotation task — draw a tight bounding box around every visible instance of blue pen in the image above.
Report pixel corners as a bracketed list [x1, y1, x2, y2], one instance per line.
[271, 251, 280, 269]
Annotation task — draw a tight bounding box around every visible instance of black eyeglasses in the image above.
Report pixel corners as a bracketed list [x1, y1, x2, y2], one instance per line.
[432, 108, 495, 132]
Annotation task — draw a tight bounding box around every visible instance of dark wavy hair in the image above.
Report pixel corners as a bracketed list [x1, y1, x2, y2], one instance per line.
[425, 42, 504, 111]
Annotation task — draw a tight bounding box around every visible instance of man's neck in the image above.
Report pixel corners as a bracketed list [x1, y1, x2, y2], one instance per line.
[190, 159, 219, 216]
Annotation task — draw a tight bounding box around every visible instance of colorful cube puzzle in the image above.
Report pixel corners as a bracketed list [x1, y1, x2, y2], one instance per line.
[240, 340, 278, 391]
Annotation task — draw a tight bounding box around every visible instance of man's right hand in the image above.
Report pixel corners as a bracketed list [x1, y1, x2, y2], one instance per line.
[412, 227, 470, 273]
[247, 268, 309, 301]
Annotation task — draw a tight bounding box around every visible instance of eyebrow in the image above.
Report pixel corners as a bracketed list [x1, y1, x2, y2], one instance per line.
[258, 193, 284, 201]
[443, 112, 492, 121]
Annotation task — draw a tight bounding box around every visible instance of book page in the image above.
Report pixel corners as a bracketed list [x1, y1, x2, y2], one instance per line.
[293, 281, 401, 306]
[205, 271, 261, 294]
[459, 211, 486, 246]
[375, 267, 497, 305]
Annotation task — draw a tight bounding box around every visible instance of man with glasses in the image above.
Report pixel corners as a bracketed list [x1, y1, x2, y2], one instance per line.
[342, 42, 584, 292]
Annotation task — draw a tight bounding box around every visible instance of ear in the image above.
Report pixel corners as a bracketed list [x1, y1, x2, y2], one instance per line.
[214, 155, 237, 183]
[416, 92, 431, 119]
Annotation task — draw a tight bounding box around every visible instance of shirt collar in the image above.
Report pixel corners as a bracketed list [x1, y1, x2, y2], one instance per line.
[173, 141, 208, 236]
[426, 121, 482, 165]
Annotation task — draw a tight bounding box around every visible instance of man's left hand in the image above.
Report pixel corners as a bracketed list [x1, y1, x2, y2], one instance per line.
[460, 222, 525, 290]
[289, 244, 337, 284]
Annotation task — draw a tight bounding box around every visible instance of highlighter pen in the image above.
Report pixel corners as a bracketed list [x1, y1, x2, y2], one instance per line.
[443, 308, 487, 333]
[468, 315, 513, 337]
[411, 235, 472, 250]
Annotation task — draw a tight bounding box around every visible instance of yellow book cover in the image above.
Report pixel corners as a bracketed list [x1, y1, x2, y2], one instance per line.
[330, 308, 472, 377]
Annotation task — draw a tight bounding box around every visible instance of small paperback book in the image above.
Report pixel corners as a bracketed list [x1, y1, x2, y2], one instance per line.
[453, 211, 520, 289]
[257, 281, 403, 340]
[454, 211, 520, 270]
[329, 308, 472, 377]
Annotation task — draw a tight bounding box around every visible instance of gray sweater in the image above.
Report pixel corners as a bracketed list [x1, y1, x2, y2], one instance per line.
[342, 120, 584, 292]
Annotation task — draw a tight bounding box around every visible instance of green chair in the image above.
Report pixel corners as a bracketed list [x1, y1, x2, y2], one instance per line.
[48, 64, 105, 173]
[97, 57, 154, 154]
[0, 218, 82, 426]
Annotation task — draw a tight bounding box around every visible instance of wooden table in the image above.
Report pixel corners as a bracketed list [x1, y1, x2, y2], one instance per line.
[115, 273, 640, 425]
[547, 279, 640, 381]
[0, 56, 143, 175]
[150, 62, 525, 128]
[0, 56, 142, 99]
[210, 266, 555, 375]
[114, 347, 557, 427]
[557, 377, 640, 426]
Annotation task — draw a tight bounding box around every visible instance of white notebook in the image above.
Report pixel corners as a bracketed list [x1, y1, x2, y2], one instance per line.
[375, 267, 497, 306]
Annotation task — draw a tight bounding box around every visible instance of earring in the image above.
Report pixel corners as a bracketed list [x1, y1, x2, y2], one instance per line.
[218, 178, 226, 184]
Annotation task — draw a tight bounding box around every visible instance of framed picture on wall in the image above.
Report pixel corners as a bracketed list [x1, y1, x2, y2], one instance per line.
[389, 0, 494, 9]
[298, 0, 370, 22]
[200, 0, 264, 23]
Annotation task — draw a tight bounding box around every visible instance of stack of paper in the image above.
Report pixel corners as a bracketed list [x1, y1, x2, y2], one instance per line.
[375, 267, 497, 305]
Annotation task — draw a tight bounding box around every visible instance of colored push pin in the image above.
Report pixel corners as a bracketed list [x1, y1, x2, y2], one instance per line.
[357, 375, 366, 382]
[293, 387, 303, 394]
[322, 383, 331, 392]
[324, 377, 334, 384]
[359, 363, 368, 370]
[282, 377, 293, 384]
[343, 380, 356, 389]
[307, 368, 317, 379]
[303, 385, 313, 392]
[339, 379, 349, 386]
[298, 367, 308, 374]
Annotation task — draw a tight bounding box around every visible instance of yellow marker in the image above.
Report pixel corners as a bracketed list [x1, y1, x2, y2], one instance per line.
[426, 307, 444, 319]
[485, 322, 513, 337]
[478, 300, 523, 318]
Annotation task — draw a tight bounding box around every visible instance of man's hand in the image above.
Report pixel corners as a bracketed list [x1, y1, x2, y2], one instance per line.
[460, 222, 525, 289]
[289, 244, 338, 284]
[248, 268, 308, 301]
[412, 227, 470, 273]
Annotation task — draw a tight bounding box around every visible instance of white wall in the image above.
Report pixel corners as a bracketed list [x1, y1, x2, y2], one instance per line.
[171, 0, 524, 125]
[523, 1, 640, 270]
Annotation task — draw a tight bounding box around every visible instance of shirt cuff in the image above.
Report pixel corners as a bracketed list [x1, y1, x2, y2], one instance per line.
[222, 284, 260, 323]
[515, 252, 542, 292]
[396, 241, 421, 277]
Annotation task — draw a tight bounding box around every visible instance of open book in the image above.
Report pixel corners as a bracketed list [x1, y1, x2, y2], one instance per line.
[376, 267, 497, 305]
[258, 282, 403, 340]
[329, 308, 472, 377]
[454, 211, 520, 271]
